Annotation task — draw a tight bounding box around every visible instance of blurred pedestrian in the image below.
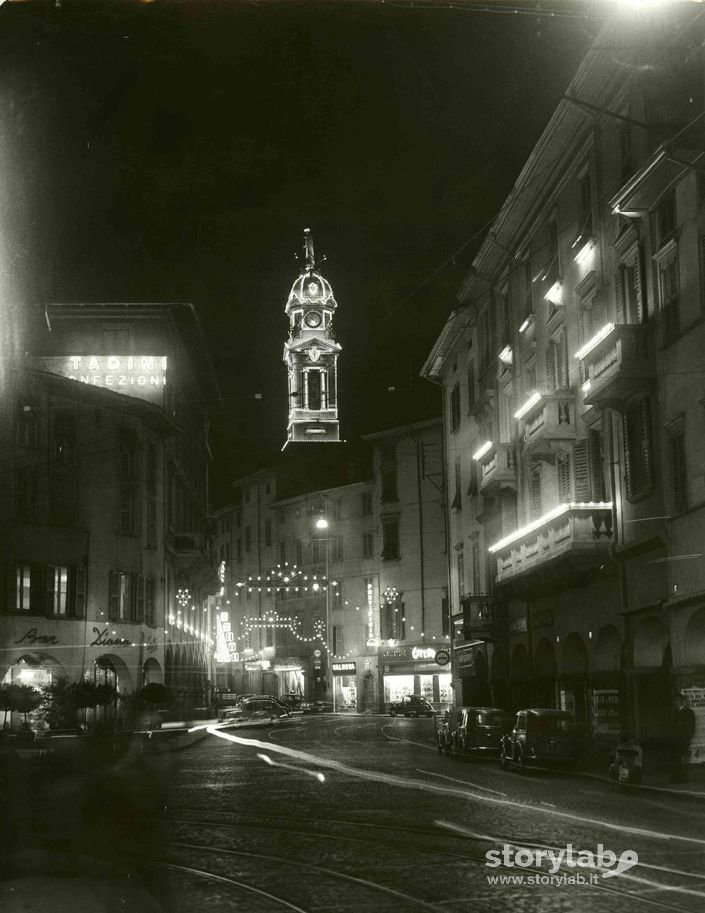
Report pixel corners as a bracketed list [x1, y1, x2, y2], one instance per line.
[671, 692, 695, 783]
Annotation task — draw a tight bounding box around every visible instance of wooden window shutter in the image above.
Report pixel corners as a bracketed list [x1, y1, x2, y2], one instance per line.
[639, 398, 653, 491]
[74, 566, 86, 618]
[135, 574, 145, 623]
[108, 570, 119, 621]
[574, 439, 591, 501]
[588, 429, 605, 502]
[622, 412, 633, 499]
[615, 268, 625, 324]
[529, 468, 542, 518]
[545, 345, 556, 392]
[635, 246, 644, 322]
[557, 453, 572, 502]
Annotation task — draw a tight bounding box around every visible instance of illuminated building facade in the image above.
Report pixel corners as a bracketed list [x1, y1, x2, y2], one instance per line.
[421, 9, 705, 751]
[283, 229, 342, 446]
[0, 302, 220, 723]
[212, 424, 450, 711]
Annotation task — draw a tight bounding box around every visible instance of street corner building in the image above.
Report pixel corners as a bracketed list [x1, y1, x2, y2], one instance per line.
[0, 302, 222, 724]
[421, 11, 705, 763]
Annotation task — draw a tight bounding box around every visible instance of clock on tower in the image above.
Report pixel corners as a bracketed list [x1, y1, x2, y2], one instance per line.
[282, 229, 342, 447]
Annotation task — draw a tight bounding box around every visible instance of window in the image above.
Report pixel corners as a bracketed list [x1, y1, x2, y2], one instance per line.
[135, 575, 145, 623]
[616, 256, 644, 325]
[16, 466, 39, 520]
[49, 473, 77, 524]
[295, 538, 304, 566]
[528, 466, 542, 519]
[306, 369, 323, 410]
[279, 541, 287, 565]
[381, 467, 398, 503]
[381, 517, 400, 560]
[333, 626, 344, 655]
[557, 452, 572, 502]
[48, 565, 69, 615]
[656, 194, 676, 248]
[361, 492, 373, 516]
[331, 536, 343, 563]
[264, 518, 272, 547]
[467, 363, 476, 411]
[457, 550, 465, 598]
[362, 532, 374, 558]
[108, 571, 132, 622]
[659, 254, 680, 344]
[15, 404, 38, 448]
[449, 383, 461, 432]
[669, 422, 687, 514]
[53, 411, 76, 465]
[573, 432, 604, 502]
[118, 433, 139, 535]
[331, 584, 343, 611]
[578, 170, 594, 244]
[147, 501, 157, 548]
[623, 397, 653, 501]
[545, 331, 568, 391]
[332, 499, 342, 521]
[145, 577, 156, 626]
[451, 456, 462, 511]
[14, 564, 32, 612]
[382, 592, 404, 640]
[471, 537, 481, 595]
[312, 537, 324, 564]
[245, 526, 252, 552]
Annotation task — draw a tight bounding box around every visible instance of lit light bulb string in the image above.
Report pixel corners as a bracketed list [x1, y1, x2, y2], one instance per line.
[233, 562, 339, 595]
[168, 586, 214, 645]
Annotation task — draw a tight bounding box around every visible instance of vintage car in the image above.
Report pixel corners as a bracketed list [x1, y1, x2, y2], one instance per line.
[219, 697, 291, 729]
[500, 708, 583, 770]
[438, 706, 513, 757]
[389, 696, 436, 718]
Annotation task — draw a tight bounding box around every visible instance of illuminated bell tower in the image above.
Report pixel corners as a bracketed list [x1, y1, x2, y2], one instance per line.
[283, 229, 342, 446]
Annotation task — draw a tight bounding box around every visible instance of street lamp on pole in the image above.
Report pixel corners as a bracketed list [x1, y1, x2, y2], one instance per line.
[315, 509, 336, 713]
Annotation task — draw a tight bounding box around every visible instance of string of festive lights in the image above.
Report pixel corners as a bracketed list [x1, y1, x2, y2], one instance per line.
[234, 562, 339, 594]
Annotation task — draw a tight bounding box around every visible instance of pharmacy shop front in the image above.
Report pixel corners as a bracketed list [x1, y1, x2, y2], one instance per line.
[379, 644, 452, 710]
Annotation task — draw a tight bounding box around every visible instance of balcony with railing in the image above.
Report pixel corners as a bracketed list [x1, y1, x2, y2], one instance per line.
[477, 442, 517, 496]
[518, 394, 576, 463]
[488, 502, 613, 591]
[577, 322, 654, 411]
[453, 594, 506, 644]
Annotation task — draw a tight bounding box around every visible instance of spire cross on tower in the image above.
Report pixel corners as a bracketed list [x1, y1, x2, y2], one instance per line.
[304, 227, 316, 271]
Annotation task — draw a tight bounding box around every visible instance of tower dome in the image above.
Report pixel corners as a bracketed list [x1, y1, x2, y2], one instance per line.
[284, 228, 337, 315]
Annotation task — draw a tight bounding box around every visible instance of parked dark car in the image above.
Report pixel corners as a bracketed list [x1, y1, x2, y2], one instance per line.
[278, 694, 305, 713]
[302, 700, 334, 714]
[389, 696, 436, 718]
[219, 697, 291, 729]
[500, 709, 583, 770]
[437, 706, 513, 757]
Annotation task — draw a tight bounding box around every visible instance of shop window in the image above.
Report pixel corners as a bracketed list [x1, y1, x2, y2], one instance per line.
[384, 675, 414, 705]
[381, 517, 400, 560]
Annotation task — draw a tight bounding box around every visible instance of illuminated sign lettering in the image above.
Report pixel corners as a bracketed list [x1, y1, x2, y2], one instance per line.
[30, 355, 168, 406]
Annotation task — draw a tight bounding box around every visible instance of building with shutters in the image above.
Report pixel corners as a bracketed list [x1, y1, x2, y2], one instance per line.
[421, 8, 705, 750]
[0, 302, 220, 725]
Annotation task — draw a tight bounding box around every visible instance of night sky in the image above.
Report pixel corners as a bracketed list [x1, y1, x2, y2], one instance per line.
[0, 1, 601, 502]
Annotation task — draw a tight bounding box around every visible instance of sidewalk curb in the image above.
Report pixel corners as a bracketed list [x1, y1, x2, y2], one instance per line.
[573, 768, 705, 802]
